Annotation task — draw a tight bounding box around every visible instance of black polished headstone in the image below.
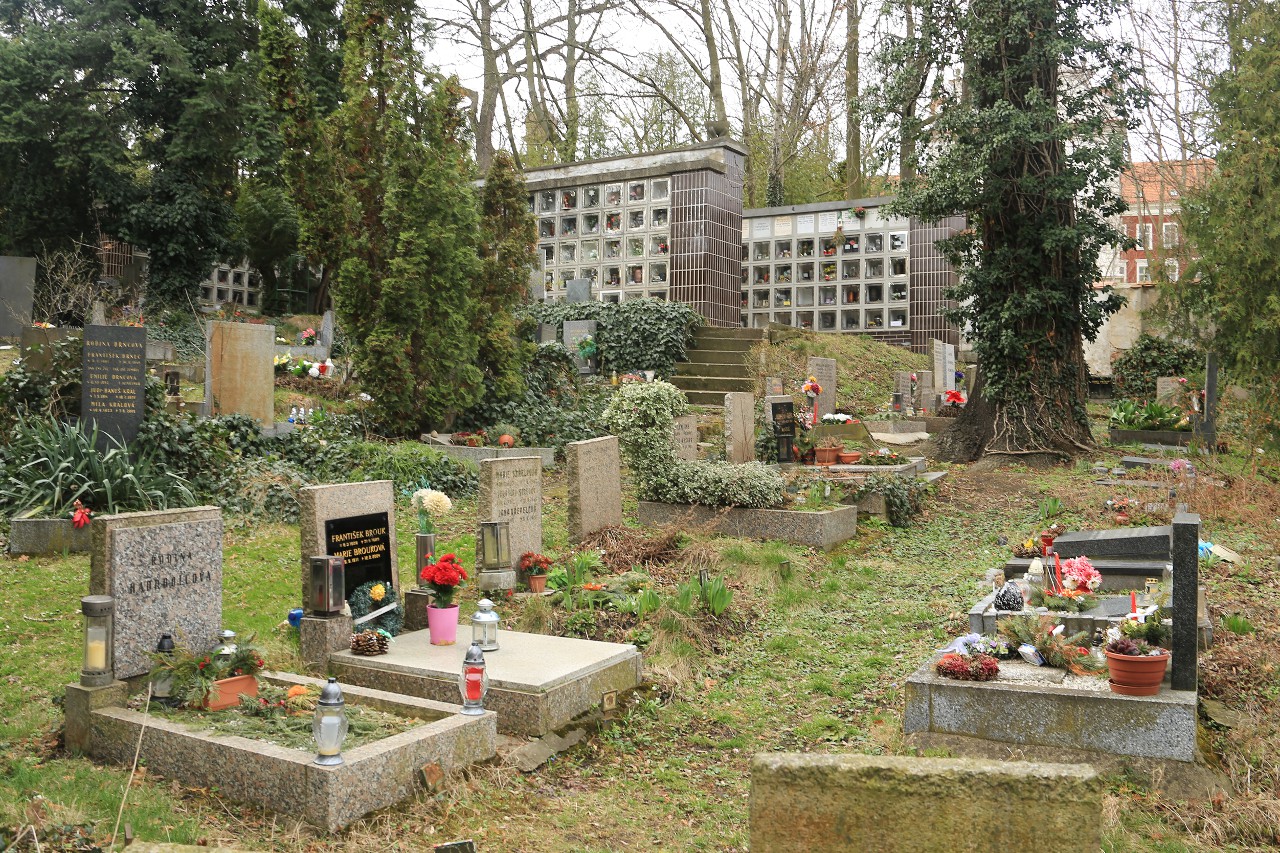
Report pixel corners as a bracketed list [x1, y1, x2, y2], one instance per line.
[1170, 512, 1200, 691]
[80, 325, 147, 446]
[772, 401, 796, 463]
[324, 511, 394, 599]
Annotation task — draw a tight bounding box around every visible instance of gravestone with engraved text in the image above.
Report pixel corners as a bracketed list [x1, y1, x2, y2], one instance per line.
[81, 325, 147, 446]
[477, 457, 543, 589]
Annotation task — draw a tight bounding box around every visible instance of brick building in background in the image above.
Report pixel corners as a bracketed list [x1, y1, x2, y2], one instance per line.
[1085, 159, 1214, 377]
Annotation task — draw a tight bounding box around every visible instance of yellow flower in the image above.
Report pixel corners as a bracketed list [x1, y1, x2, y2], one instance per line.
[370, 584, 385, 602]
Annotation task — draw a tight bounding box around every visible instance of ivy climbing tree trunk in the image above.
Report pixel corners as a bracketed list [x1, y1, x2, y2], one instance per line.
[892, 0, 1136, 462]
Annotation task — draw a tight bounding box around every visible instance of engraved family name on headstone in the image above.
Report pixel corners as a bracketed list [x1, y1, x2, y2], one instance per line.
[324, 512, 393, 599]
[299, 481, 399, 607]
[671, 414, 698, 460]
[478, 457, 543, 571]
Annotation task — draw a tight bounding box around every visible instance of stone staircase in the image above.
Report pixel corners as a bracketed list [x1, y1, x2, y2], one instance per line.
[670, 327, 765, 407]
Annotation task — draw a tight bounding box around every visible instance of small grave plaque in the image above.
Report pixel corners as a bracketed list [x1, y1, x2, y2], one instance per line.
[772, 401, 796, 463]
[671, 414, 698, 460]
[566, 278, 593, 303]
[81, 325, 147, 446]
[563, 319, 597, 375]
[1155, 376, 1181, 403]
[324, 512, 393, 599]
[806, 357, 837, 419]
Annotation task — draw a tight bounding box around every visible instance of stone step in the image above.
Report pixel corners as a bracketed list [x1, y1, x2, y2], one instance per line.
[675, 360, 754, 379]
[668, 375, 755, 393]
[682, 347, 755, 365]
[694, 326, 767, 341]
[682, 389, 732, 407]
[920, 470, 948, 485]
[690, 336, 757, 352]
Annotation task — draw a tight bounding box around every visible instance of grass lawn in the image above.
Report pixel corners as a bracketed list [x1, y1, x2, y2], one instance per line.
[4, 430, 1280, 851]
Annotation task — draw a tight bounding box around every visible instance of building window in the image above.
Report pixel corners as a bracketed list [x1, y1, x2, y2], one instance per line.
[1136, 261, 1151, 283]
[1162, 221, 1179, 248]
[1164, 259, 1179, 282]
[1136, 223, 1153, 251]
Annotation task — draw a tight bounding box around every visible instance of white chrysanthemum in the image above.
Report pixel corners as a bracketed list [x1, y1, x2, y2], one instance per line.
[412, 488, 452, 516]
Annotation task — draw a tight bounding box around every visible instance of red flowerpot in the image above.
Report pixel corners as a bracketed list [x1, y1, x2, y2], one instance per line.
[529, 574, 548, 594]
[204, 674, 259, 711]
[1115, 510, 1131, 525]
[1105, 650, 1169, 696]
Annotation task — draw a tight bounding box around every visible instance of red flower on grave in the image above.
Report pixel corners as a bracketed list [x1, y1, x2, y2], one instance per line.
[255, 659, 265, 668]
[71, 499, 93, 529]
[198, 660, 208, 670]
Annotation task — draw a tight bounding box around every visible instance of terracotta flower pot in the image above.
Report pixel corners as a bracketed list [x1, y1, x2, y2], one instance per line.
[1105, 649, 1169, 696]
[814, 447, 840, 465]
[838, 451, 862, 465]
[529, 574, 548, 594]
[498, 434, 515, 448]
[204, 674, 259, 711]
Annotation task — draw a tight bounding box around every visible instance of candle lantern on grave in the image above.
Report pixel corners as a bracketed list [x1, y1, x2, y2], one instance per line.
[471, 599, 500, 652]
[477, 521, 511, 574]
[151, 632, 176, 704]
[80, 595, 115, 687]
[459, 642, 488, 715]
[310, 554, 345, 616]
[312, 677, 349, 766]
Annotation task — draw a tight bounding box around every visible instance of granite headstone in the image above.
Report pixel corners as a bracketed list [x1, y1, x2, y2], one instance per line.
[1155, 377, 1182, 404]
[299, 481, 399, 608]
[537, 324, 559, 345]
[318, 310, 336, 351]
[563, 319, 597, 375]
[566, 278, 593, 304]
[0, 255, 36, 338]
[566, 436, 623, 541]
[89, 507, 223, 679]
[205, 320, 276, 425]
[80, 325, 147, 446]
[765, 376, 785, 396]
[671, 414, 698, 460]
[806, 357, 837, 419]
[477, 457, 543, 589]
[724, 392, 756, 464]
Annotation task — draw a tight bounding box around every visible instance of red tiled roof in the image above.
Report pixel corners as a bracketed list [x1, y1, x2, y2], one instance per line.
[1121, 160, 1214, 207]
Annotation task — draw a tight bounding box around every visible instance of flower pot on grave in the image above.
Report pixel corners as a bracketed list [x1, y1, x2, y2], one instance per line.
[528, 574, 548, 594]
[1105, 650, 1170, 696]
[838, 451, 862, 465]
[204, 674, 259, 711]
[427, 604, 460, 645]
[814, 447, 840, 465]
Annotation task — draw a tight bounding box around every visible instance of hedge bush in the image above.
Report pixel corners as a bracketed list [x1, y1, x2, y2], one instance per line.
[602, 381, 783, 509]
[523, 298, 702, 378]
[1112, 334, 1200, 401]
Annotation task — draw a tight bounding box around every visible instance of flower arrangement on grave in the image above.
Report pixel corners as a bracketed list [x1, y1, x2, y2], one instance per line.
[149, 633, 267, 708]
[237, 682, 319, 718]
[1029, 554, 1101, 612]
[419, 553, 468, 608]
[936, 651, 1001, 681]
[937, 389, 967, 418]
[1118, 607, 1171, 648]
[577, 334, 599, 360]
[1061, 556, 1102, 592]
[347, 581, 404, 636]
[519, 551, 553, 579]
[620, 372, 647, 384]
[821, 413, 858, 424]
[997, 615, 1105, 675]
[857, 448, 904, 466]
[289, 357, 333, 379]
[274, 352, 293, 373]
[853, 206, 867, 219]
[453, 429, 487, 447]
[411, 488, 452, 535]
[70, 499, 93, 529]
[301, 327, 317, 345]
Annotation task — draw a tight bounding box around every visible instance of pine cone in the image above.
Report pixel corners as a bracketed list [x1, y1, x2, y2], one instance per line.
[350, 630, 389, 656]
[1011, 542, 1042, 559]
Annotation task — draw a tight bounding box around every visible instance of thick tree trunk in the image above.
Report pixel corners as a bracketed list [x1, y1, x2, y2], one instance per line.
[845, 0, 863, 198]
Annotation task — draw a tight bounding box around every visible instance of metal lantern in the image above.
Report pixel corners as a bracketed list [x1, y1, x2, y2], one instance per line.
[471, 599, 500, 652]
[477, 521, 511, 572]
[312, 677, 349, 766]
[152, 633, 176, 703]
[459, 642, 488, 715]
[310, 554, 346, 616]
[213, 628, 237, 661]
[80, 595, 114, 687]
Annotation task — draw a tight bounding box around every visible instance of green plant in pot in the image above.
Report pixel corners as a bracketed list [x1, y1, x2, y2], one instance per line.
[150, 633, 266, 710]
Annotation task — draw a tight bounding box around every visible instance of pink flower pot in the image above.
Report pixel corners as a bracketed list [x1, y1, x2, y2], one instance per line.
[427, 604, 460, 645]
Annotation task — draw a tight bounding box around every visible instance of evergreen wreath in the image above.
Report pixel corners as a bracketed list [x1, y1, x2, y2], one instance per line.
[347, 580, 404, 637]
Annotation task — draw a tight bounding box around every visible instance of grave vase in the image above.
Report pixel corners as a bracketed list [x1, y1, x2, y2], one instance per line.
[415, 533, 436, 577]
[427, 604, 460, 645]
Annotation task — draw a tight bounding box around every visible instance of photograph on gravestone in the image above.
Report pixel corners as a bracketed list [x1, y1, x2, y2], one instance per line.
[80, 325, 147, 446]
[91, 509, 224, 679]
[766, 377, 785, 396]
[0, 255, 36, 338]
[324, 512, 394, 599]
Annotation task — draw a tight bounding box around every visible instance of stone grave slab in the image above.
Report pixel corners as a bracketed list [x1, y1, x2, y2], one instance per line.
[763, 394, 790, 425]
[566, 436, 622, 541]
[206, 320, 275, 425]
[329, 628, 642, 737]
[536, 323, 558, 344]
[89, 507, 223, 679]
[765, 376, 784, 396]
[299, 481, 398, 608]
[477, 457, 542, 589]
[81, 325, 147, 446]
[1052, 526, 1171, 561]
[20, 326, 76, 372]
[0, 255, 36, 338]
[565, 278, 593, 303]
[318, 310, 336, 350]
[671, 414, 698, 460]
[723, 392, 756, 463]
[806, 356, 837, 419]
[1155, 377, 1182, 403]
[562, 319, 597, 374]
